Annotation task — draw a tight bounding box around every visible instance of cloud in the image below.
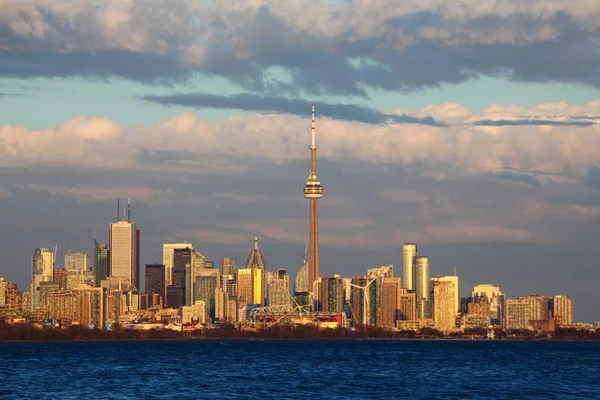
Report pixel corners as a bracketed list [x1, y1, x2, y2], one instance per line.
[489, 171, 542, 188]
[3, 100, 600, 177]
[143, 93, 444, 125]
[2, 1, 600, 94]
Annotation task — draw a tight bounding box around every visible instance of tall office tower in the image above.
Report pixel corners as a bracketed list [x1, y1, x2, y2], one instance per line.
[237, 268, 262, 309]
[64, 253, 89, 274]
[145, 263, 165, 307]
[472, 284, 506, 325]
[553, 295, 573, 326]
[246, 237, 267, 305]
[109, 199, 136, 284]
[415, 256, 430, 319]
[193, 269, 219, 322]
[431, 276, 459, 331]
[0, 278, 6, 306]
[526, 295, 552, 321]
[314, 275, 344, 313]
[163, 243, 194, 294]
[134, 229, 140, 290]
[378, 277, 401, 329]
[402, 243, 417, 290]
[32, 248, 54, 279]
[398, 288, 417, 321]
[94, 240, 109, 287]
[294, 259, 310, 306]
[267, 269, 290, 307]
[506, 298, 530, 330]
[303, 103, 324, 293]
[173, 248, 192, 305]
[219, 257, 237, 300]
[349, 276, 367, 325]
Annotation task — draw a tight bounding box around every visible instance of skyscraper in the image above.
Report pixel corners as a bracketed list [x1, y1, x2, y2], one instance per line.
[64, 253, 89, 274]
[431, 275, 459, 331]
[32, 248, 54, 279]
[109, 220, 134, 282]
[163, 243, 194, 293]
[378, 277, 401, 329]
[402, 243, 417, 290]
[246, 237, 266, 304]
[314, 275, 344, 313]
[303, 103, 324, 294]
[145, 263, 165, 307]
[415, 256, 430, 318]
[553, 295, 573, 326]
[472, 284, 506, 325]
[267, 269, 290, 307]
[94, 238, 109, 287]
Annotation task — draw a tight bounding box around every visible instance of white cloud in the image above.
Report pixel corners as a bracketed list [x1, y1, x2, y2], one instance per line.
[3, 100, 600, 176]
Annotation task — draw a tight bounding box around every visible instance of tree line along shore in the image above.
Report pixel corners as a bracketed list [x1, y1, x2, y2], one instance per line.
[1, 323, 599, 343]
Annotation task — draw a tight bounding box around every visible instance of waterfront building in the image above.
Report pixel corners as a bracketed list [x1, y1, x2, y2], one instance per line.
[526, 295, 552, 322]
[398, 288, 416, 322]
[431, 274, 460, 313]
[0, 278, 6, 306]
[402, 243, 417, 290]
[378, 277, 401, 329]
[294, 260, 310, 306]
[553, 295, 573, 326]
[303, 103, 324, 294]
[349, 276, 367, 326]
[431, 275, 459, 331]
[472, 284, 506, 325]
[506, 298, 530, 330]
[415, 256, 430, 319]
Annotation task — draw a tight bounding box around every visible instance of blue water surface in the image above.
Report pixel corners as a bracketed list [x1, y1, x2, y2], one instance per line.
[0, 340, 599, 399]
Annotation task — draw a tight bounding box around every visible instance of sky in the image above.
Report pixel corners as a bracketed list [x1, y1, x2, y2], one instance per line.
[2, 0, 600, 321]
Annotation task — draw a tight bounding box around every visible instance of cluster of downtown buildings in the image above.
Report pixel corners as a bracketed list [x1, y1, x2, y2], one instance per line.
[0, 105, 582, 334]
[0, 237, 578, 334]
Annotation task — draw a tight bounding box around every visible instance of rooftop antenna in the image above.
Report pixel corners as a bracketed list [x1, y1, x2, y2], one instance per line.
[453, 266, 457, 276]
[127, 198, 131, 222]
[117, 198, 120, 221]
[254, 236, 259, 250]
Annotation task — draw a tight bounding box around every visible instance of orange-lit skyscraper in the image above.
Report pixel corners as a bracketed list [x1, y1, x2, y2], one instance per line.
[304, 103, 324, 294]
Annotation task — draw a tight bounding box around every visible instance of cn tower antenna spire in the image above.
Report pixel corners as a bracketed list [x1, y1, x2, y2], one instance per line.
[311, 101, 316, 150]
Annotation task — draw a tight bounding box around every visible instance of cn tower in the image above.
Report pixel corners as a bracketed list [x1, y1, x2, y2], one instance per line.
[304, 102, 323, 294]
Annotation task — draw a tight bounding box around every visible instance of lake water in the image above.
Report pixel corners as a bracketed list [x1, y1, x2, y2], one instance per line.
[0, 340, 598, 399]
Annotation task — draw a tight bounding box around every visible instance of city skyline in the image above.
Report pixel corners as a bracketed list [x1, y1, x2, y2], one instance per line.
[2, 1, 600, 322]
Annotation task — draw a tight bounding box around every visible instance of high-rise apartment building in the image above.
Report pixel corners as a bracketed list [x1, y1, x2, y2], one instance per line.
[0, 278, 6, 306]
[349, 276, 367, 326]
[431, 276, 459, 331]
[472, 284, 506, 325]
[553, 295, 573, 326]
[402, 243, 417, 290]
[64, 253, 89, 274]
[314, 275, 344, 313]
[398, 288, 416, 321]
[415, 256, 430, 318]
[526, 295, 552, 322]
[506, 298, 530, 330]
[378, 277, 401, 329]
[32, 248, 54, 279]
[267, 269, 290, 307]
